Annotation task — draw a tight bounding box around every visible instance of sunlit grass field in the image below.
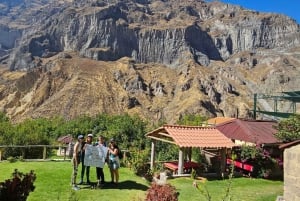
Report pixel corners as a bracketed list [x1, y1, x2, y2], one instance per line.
[0, 161, 283, 201]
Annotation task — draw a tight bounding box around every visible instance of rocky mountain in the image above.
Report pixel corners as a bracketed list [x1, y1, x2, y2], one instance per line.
[0, 0, 299, 123]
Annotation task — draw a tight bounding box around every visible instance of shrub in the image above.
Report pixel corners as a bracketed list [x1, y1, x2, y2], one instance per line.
[239, 145, 278, 178]
[129, 149, 151, 176]
[144, 169, 154, 183]
[145, 183, 178, 201]
[275, 114, 300, 142]
[7, 156, 17, 163]
[0, 169, 36, 201]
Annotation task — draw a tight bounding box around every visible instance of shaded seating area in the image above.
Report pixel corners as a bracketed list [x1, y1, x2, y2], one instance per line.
[145, 125, 235, 176]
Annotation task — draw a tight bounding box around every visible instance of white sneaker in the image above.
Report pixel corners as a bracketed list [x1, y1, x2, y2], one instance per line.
[72, 185, 80, 191]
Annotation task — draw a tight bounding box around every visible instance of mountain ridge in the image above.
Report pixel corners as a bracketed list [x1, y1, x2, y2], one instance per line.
[0, 0, 299, 123]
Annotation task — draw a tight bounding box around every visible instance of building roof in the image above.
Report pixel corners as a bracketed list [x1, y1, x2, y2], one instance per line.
[206, 117, 236, 125]
[145, 125, 235, 148]
[216, 119, 279, 145]
[279, 139, 300, 149]
[57, 135, 73, 144]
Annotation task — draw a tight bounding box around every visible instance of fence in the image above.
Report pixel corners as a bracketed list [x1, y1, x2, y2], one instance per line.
[0, 145, 69, 161]
[0, 145, 130, 161]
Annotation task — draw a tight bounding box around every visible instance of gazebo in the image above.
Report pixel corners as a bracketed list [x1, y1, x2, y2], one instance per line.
[145, 125, 235, 175]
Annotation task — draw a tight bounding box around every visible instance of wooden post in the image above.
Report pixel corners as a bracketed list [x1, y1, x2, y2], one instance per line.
[123, 150, 126, 161]
[150, 141, 156, 170]
[187, 147, 192, 162]
[22, 148, 25, 159]
[178, 147, 184, 175]
[63, 147, 66, 160]
[220, 148, 227, 176]
[0, 149, 2, 161]
[43, 146, 47, 160]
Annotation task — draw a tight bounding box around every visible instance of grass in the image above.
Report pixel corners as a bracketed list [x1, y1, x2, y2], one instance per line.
[169, 177, 283, 201]
[0, 161, 283, 201]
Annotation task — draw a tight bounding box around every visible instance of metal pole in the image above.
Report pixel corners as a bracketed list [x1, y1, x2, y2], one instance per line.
[253, 93, 257, 119]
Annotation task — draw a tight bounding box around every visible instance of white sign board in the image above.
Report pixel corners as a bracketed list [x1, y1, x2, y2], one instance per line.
[84, 144, 108, 168]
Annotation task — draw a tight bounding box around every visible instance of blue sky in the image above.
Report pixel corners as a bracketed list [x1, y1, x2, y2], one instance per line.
[219, 0, 300, 24]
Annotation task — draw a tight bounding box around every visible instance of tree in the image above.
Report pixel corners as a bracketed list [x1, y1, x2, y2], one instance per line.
[275, 114, 300, 142]
[94, 113, 149, 150]
[177, 114, 207, 126]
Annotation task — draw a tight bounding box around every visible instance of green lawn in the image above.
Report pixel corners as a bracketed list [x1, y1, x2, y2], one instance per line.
[0, 161, 283, 201]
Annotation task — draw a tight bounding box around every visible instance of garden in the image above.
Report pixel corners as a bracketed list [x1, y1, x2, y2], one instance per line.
[0, 113, 299, 200]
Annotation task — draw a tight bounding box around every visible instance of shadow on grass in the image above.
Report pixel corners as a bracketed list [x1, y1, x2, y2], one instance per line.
[200, 171, 245, 181]
[115, 180, 148, 190]
[79, 180, 148, 191]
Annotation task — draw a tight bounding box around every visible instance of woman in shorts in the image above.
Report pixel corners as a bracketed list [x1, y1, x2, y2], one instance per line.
[108, 138, 120, 185]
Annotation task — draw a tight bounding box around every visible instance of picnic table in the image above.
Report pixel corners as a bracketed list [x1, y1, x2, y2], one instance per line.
[226, 158, 254, 173]
[164, 161, 200, 174]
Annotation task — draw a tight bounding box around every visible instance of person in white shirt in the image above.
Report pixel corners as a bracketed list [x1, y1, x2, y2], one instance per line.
[96, 135, 106, 186]
[80, 133, 93, 185]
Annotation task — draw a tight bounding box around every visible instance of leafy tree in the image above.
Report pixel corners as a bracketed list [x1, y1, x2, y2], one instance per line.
[14, 118, 51, 145]
[11, 118, 54, 159]
[94, 113, 149, 150]
[0, 113, 13, 145]
[53, 115, 94, 139]
[41, 116, 65, 140]
[177, 114, 207, 126]
[0, 112, 150, 159]
[92, 113, 109, 135]
[275, 114, 300, 142]
[156, 142, 178, 162]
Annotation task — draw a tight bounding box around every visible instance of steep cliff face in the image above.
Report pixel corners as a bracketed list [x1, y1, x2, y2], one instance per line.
[0, 24, 22, 61]
[7, 0, 300, 70]
[0, 0, 299, 123]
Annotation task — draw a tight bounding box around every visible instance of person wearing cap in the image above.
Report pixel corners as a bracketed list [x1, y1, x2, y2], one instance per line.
[71, 134, 84, 190]
[79, 133, 93, 185]
[108, 138, 120, 185]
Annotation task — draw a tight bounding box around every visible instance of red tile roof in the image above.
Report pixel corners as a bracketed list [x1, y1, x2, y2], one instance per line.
[57, 135, 73, 144]
[145, 125, 235, 148]
[216, 119, 279, 145]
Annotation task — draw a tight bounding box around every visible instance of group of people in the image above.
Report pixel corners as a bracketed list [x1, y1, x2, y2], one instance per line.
[71, 134, 121, 190]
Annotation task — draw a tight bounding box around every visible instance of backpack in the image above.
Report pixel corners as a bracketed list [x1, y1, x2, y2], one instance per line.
[118, 148, 123, 159]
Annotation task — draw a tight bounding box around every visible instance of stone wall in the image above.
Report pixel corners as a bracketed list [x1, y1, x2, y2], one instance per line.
[284, 144, 300, 201]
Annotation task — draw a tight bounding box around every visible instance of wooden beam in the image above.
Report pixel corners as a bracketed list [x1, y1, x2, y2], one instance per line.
[157, 132, 173, 138]
[147, 136, 177, 145]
